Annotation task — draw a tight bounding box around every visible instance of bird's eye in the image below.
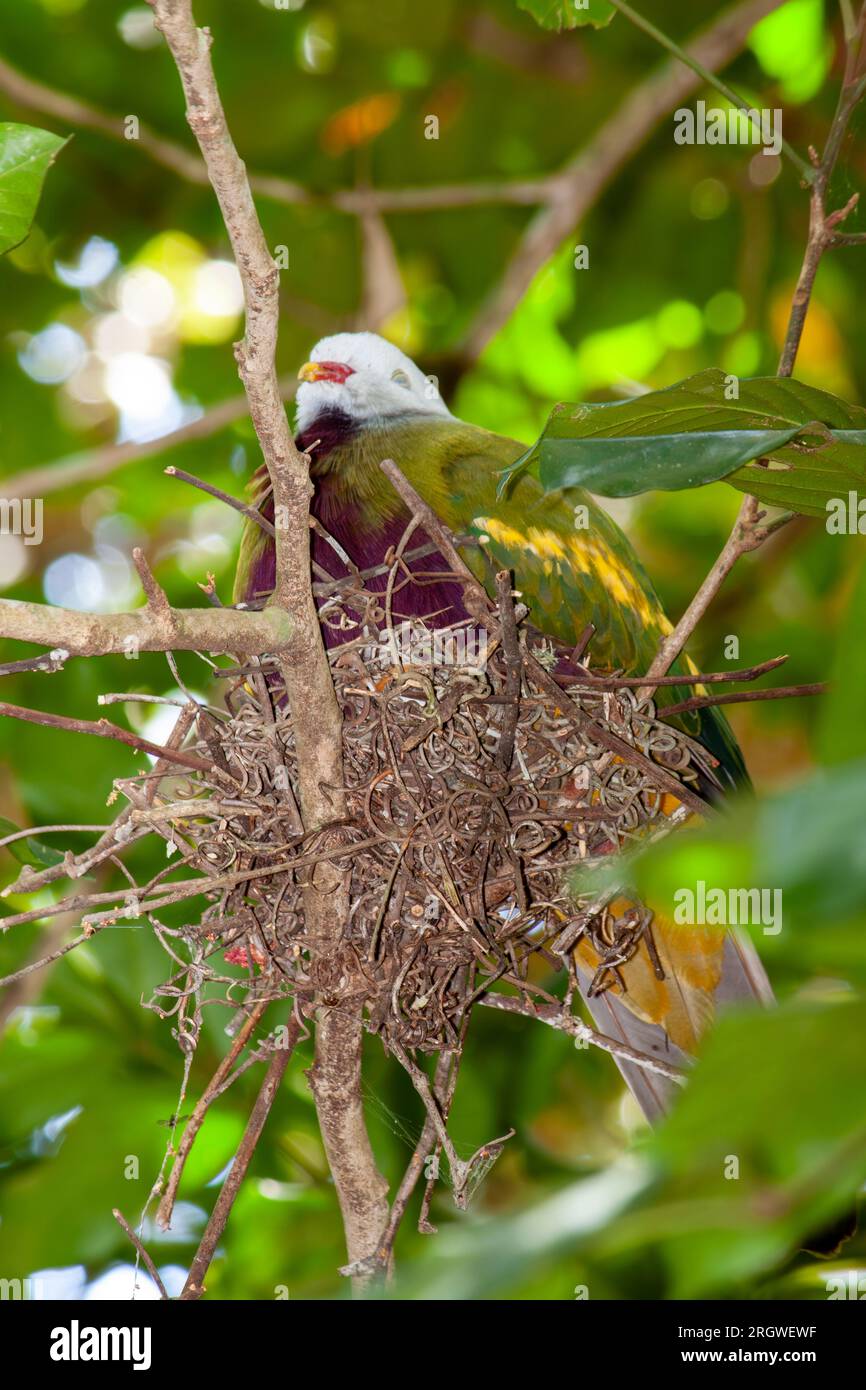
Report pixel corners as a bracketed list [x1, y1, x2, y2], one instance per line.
[390, 368, 412, 389]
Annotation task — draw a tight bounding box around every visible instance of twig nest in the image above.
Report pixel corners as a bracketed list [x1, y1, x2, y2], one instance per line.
[138, 607, 709, 1056]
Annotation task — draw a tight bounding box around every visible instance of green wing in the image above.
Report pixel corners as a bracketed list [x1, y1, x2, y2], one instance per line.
[392, 417, 671, 672]
[386, 418, 748, 790]
[235, 416, 747, 790]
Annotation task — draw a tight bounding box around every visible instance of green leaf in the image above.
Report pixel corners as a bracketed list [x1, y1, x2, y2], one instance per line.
[816, 555, 866, 766]
[638, 998, 866, 1297]
[0, 816, 64, 868]
[516, 0, 616, 31]
[538, 426, 803, 494]
[649, 764, 865, 915]
[401, 998, 866, 1299]
[596, 761, 866, 986]
[0, 122, 68, 256]
[501, 370, 866, 516]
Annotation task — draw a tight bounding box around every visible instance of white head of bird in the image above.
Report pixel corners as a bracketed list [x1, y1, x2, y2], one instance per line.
[296, 332, 453, 433]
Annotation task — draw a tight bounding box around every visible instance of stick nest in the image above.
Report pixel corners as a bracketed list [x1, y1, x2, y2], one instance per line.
[109, 582, 713, 1060]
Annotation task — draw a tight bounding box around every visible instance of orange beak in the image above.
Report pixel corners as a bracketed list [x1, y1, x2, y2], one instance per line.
[298, 360, 355, 384]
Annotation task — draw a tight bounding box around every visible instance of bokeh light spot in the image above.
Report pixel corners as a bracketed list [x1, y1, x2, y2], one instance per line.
[192, 260, 244, 317]
[690, 178, 729, 220]
[18, 324, 87, 385]
[705, 291, 746, 335]
[118, 268, 177, 330]
[55, 237, 119, 289]
[656, 300, 703, 350]
[117, 7, 163, 48]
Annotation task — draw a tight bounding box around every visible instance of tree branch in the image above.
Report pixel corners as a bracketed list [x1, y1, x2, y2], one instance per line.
[180, 1021, 299, 1300]
[132, 547, 171, 616]
[1, 703, 198, 900]
[147, 0, 387, 1284]
[0, 648, 69, 678]
[478, 993, 686, 1084]
[165, 466, 275, 538]
[661, 681, 826, 717]
[462, 0, 786, 360]
[777, 3, 866, 374]
[608, 0, 811, 181]
[0, 51, 574, 216]
[0, 376, 296, 501]
[156, 1001, 270, 1231]
[0, 598, 289, 657]
[112, 1209, 170, 1300]
[637, 503, 776, 693]
[0, 700, 218, 776]
[641, 5, 866, 690]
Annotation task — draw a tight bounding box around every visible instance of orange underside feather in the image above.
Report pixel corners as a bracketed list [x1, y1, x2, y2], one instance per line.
[576, 909, 726, 1054]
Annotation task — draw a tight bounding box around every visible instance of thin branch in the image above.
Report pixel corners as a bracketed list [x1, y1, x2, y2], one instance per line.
[379, 459, 490, 620]
[478, 992, 686, 1084]
[830, 221, 866, 246]
[777, 3, 866, 375]
[179, 1020, 298, 1300]
[112, 1209, 170, 1300]
[494, 570, 522, 773]
[0, 700, 218, 776]
[375, 1052, 457, 1268]
[608, 0, 812, 181]
[0, 926, 109, 988]
[97, 692, 224, 717]
[390, 1042, 515, 1209]
[662, 681, 826, 717]
[565, 654, 789, 688]
[0, 649, 69, 679]
[157, 1001, 270, 1231]
[0, 822, 107, 850]
[2, 703, 199, 899]
[641, 8, 866, 690]
[0, 598, 290, 658]
[0, 376, 296, 501]
[638, 501, 776, 694]
[165, 466, 275, 538]
[463, 0, 785, 359]
[132, 547, 171, 616]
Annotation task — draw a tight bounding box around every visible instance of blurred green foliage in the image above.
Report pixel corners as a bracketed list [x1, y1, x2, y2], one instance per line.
[0, 0, 865, 1300]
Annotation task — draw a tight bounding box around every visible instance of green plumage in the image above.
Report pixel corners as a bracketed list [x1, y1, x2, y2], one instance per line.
[235, 414, 747, 789]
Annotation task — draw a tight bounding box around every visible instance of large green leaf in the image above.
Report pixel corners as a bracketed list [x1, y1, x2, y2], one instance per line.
[0, 123, 68, 256]
[517, 0, 616, 30]
[400, 996, 866, 1299]
[571, 760, 866, 985]
[816, 555, 866, 767]
[621, 998, 866, 1298]
[500, 370, 866, 517]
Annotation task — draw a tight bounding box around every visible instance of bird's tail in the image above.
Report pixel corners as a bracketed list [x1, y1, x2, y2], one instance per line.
[572, 912, 773, 1121]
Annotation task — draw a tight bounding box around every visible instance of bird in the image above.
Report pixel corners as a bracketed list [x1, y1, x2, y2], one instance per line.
[233, 331, 773, 1119]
